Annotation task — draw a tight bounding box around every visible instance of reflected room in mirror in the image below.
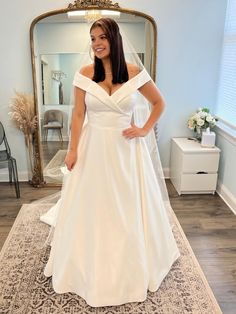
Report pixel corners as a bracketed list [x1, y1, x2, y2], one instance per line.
[31, 5, 157, 185]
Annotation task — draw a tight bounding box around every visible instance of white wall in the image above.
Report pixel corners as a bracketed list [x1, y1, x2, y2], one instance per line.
[154, 0, 227, 169]
[0, 0, 227, 181]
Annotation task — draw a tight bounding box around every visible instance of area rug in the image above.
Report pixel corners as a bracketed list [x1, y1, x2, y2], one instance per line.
[0, 203, 222, 314]
[43, 150, 67, 183]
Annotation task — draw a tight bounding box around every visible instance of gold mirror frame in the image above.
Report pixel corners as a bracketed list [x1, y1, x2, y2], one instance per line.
[29, 0, 157, 187]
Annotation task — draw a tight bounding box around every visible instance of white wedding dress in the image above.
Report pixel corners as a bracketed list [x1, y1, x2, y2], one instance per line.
[41, 68, 180, 307]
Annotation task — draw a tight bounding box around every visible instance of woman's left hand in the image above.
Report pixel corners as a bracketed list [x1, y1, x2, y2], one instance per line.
[122, 123, 148, 139]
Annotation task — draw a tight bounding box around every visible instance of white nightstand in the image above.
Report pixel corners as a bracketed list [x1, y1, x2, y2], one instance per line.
[170, 137, 221, 195]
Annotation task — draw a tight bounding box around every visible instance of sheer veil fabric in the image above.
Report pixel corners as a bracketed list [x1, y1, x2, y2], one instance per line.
[38, 22, 180, 307]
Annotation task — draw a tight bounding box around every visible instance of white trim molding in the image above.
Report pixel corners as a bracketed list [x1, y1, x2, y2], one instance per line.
[217, 181, 236, 215]
[215, 119, 236, 146]
[163, 167, 170, 179]
[0, 169, 29, 182]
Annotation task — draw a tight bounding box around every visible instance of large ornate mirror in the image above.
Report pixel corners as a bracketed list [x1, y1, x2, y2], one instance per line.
[30, 0, 157, 186]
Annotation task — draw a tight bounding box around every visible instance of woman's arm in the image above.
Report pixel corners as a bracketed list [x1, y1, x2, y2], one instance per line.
[122, 80, 166, 139]
[65, 86, 86, 170]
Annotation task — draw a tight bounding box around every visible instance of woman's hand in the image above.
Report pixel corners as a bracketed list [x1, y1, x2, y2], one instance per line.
[64, 150, 77, 171]
[122, 123, 149, 139]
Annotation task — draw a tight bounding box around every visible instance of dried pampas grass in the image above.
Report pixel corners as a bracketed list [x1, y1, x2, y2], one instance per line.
[9, 91, 37, 140]
[9, 91, 38, 175]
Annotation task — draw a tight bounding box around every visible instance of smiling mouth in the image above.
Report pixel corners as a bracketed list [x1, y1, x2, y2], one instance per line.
[95, 48, 105, 52]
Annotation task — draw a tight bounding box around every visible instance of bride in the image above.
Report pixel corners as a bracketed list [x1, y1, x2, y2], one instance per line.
[41, 17, 180, 307]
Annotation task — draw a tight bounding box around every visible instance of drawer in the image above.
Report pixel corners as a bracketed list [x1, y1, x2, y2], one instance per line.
[182, 153, 219, 173]
[181, 173, 217, 192]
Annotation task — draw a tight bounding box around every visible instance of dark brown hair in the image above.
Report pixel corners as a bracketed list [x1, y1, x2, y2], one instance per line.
[90, 18, 128, 84]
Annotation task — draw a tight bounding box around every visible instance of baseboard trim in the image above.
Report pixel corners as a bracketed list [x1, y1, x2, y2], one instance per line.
[216, 182, 236, 215]
[163, 167, 170, 179]
[0, 170, 29, 182]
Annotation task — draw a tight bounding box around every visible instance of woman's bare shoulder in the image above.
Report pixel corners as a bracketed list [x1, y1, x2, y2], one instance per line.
[127, 63, 141, 79]
[79, 64, 94, 79]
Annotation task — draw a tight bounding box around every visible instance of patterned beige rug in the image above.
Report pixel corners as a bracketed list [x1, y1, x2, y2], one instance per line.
[0, 203, 222, 314]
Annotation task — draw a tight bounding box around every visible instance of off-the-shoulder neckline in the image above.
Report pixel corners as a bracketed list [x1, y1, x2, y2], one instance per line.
[76, 68, 148, 97]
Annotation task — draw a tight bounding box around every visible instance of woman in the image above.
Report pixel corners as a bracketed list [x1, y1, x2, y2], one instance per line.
[43, 18, 180, 307]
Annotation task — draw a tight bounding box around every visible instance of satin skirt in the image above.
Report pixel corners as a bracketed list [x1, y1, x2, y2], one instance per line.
[42, 122, 180, 307]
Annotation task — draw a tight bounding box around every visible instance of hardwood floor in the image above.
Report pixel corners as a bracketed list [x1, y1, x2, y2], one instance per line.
[0, 182, 60, 249]
[0, 180, 236, 313]
[167, 181, 236, 314]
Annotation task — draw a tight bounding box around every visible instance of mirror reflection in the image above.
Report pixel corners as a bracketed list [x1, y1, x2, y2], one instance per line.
[41, 53, 83, 106]
[33, 10, 156, 184]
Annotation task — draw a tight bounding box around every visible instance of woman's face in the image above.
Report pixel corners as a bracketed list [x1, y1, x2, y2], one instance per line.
[90, 26, 111, 60]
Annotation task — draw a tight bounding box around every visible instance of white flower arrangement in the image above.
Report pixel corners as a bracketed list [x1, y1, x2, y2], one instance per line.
[187, 107, 217, 132]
